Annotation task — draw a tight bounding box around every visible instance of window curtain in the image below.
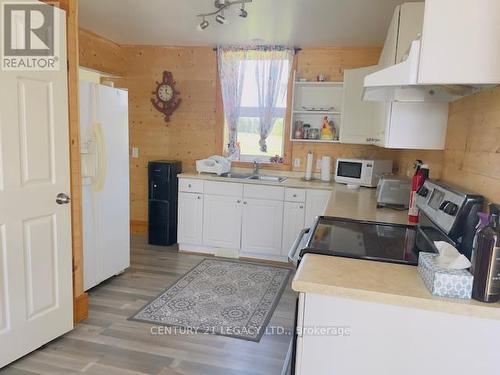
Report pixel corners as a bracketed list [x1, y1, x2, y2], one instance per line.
[254, 47, 293, 152]
[217, 46, 293, 157]
[217, 46, 249, 158]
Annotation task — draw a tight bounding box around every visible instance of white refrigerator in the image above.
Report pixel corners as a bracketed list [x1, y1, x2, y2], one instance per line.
[80, 81, 130, 291]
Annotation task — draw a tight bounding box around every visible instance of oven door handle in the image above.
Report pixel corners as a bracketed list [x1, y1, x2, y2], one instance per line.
[288, 228, 309, 264]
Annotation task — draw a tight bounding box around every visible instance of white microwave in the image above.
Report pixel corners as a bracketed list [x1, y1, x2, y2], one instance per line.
[334, 158, 393, 187]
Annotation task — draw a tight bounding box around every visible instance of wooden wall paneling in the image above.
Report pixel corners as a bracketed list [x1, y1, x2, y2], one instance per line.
[79, 28, 127, 76]
[124, 46, 218, 224]
[442, 87, 500, 204]
[45, 0, 88, 323]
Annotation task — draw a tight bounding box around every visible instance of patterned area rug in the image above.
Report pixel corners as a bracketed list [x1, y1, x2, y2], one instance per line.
[130, 259, 291, 342]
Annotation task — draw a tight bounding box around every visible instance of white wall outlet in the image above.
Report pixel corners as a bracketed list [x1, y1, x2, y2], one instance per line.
[294, 158, 301, 168]
[131, 147, 139, 158]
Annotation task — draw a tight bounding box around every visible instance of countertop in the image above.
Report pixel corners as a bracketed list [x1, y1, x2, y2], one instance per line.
[181, 171, 500, 319]
[323, 182, 410, 225]
[293, 254, 500, 321]
[178, 172, 335, 191]
[178, 172, 410, 225]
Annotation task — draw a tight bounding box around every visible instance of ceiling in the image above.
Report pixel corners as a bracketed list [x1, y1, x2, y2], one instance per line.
[79, 0, 420, 47]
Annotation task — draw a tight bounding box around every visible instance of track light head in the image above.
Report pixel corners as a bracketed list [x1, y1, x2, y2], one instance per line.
[215, 13, 227, 24]
[198, 19, 209, 30]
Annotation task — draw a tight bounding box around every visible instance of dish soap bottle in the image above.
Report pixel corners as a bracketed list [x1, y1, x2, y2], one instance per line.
[472, 211, 500, 303]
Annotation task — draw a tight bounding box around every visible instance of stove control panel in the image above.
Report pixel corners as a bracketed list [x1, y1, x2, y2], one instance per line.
[416, 180, 466, 234]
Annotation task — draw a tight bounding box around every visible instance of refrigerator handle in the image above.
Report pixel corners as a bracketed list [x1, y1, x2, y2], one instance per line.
[92, 122, 106, 192]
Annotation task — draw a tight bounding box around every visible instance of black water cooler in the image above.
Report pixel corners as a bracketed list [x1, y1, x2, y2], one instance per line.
[148, 160, 182, 246]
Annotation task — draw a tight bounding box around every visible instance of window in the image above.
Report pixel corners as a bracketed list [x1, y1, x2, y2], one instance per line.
[218, 47, 293, 163]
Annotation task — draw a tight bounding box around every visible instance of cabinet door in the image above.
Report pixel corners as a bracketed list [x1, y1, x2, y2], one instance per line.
[372, 101, 391, 147]
[378, 5, 400, 68]
[177, 192, 203, 245]
[397, 3, 425, 62]
[418, 0, 500, 85]
[282, 202, 306, 256]
[341, 66, 378, 144]
[386, 102, 448, 149]
[305, 190, 331, 228]
[241, 199, 284, 256]
[203, 194, 242, 249]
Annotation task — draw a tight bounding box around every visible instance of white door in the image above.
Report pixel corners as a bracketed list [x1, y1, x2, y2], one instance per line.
[178, 192, 203, 244]
[241, 199, 283, 256]
[0, 4, 73, 368]
[341, 66, 378, 145]
[282, 202, 305, 255]
[305, 189, 331, 228]
[203, 194, 242, 249]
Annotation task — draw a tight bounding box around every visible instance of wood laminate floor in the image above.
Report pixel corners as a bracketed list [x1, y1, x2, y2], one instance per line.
[1, 236, 296, 375]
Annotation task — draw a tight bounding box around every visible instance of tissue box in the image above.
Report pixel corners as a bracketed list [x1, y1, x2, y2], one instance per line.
[418, 252, 473, 299]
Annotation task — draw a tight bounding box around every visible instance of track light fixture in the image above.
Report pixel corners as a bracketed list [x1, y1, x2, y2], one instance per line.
[196, 0, 252, 30]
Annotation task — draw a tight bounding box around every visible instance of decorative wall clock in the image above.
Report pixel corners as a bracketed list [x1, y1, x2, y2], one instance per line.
[151, 71, 181, 123]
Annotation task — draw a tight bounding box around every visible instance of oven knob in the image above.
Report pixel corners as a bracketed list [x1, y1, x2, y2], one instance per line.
[444, 203, 459, 216]
[416, 186, 429, 197]
[439, 201, 450, 211]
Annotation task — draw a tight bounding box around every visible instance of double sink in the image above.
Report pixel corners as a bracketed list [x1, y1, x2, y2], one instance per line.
[221, 172, 287, 183]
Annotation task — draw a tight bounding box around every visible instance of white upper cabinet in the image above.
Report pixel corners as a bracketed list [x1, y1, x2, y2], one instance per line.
[396, 3, 425, 64]
[344, 2, 449, 149]
[418, 0, 500, 85]
[365, 0, 500, 102]
[379, 102, 449, 149]
[341, 66, 378, 145]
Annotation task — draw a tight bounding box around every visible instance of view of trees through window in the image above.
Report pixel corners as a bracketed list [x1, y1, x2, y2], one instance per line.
[237, 117, 284, 159]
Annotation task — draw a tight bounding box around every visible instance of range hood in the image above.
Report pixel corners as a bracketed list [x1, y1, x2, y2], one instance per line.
[363, 40, 496, 102]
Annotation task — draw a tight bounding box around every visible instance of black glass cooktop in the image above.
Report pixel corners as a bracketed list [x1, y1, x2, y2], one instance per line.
[300, 216, 420, 265]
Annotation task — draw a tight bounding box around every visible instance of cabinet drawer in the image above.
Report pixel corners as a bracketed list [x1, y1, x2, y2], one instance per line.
[204, 181, 243, 197]
[285, 188, 306, 202]
[179, 178, 204, 193]
[244, 184, 284, 201]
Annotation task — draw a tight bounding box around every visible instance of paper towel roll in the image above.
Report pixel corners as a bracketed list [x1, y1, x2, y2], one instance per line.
[320, 156, 331, 182]
[305, 151, 313, 180]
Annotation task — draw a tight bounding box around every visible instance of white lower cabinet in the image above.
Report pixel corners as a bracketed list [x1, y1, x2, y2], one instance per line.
[178, 192, 203, 244]
[241, 198, 284, 257]
[177, 178, 331, 261]
[202, 194, 242, 249]
[295, 292, 500, 375]
[282, 202, 305, 255]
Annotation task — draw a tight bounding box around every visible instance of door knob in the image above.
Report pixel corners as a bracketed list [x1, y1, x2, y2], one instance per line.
[56, 193, 71, 205]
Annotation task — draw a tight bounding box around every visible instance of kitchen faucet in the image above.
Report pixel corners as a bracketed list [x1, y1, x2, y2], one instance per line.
[253, 160, 260, 175]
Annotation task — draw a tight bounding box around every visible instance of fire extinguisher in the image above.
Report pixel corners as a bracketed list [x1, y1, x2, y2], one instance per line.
[408, 160, 429, 223]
